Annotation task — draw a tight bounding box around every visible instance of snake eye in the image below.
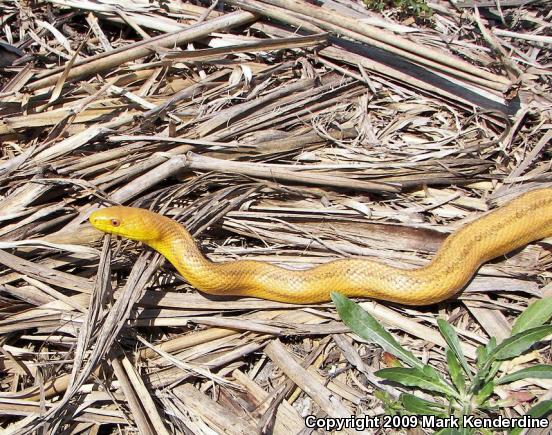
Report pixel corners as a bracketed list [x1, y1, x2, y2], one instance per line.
[111, 219, 121, 227]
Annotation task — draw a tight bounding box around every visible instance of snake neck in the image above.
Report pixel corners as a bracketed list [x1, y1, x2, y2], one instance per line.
[148, 221, 215, 290]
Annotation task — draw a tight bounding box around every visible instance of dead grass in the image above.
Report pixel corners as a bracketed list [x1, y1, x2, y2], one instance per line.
[0, 0, 551, 433]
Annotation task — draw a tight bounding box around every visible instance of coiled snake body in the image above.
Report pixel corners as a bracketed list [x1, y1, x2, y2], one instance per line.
[90, 189, 552, 305]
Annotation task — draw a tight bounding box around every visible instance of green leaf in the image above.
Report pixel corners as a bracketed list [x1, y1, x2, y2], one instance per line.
[509, 400, 552, 435]
[511, 298, 552, 335]
[474, 380, 494, 406]
[485, 360, 503, 384]
[497, 364, 552, 385]
[491, 325, 552, 361]
[472, 340, 499, 393]
[446, 349, 465, 393]
[472, 359, 502, 395]
[486, 337, 497, 353]
[400, 393, 446, 416]
[476, 345, 488, 369]
[476, 337, 496, 369]
[331, 292, 424, 369]
[423, 365, 444, 381]
[375, 367, 458, 398]
[438, 319, 472, 378]
[374, 390, 401, 415]
[526, 399, 552, 417]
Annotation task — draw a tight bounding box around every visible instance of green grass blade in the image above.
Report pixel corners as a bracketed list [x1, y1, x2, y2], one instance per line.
[511, 298, 552, 335]
[509, 400, 552, 435]
[446, 349, 466, 394]
[376, 367, 458, 398]
[474, 380, 494, 406]
[400, 393, 446, 416]
[497, 364, 552, 385]
[331, 292, 424, 369]
[438, 319, 472, 379]
[491, 325, 552, 361]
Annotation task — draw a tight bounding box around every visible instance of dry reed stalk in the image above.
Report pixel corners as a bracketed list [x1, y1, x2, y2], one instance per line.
[26, 11, 257, 90]
[225, 0, 511, 91]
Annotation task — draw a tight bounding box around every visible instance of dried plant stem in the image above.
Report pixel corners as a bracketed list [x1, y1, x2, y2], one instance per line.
[27, 11, 257, 90]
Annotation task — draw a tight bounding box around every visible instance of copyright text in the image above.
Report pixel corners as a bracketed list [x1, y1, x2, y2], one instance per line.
[304, 414, 549, 431]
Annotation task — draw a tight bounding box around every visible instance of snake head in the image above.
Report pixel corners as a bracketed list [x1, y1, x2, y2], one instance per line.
[89, 206, 164, 244]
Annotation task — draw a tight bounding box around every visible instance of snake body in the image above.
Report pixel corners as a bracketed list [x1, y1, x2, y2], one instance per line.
[89, 189, 552, 305]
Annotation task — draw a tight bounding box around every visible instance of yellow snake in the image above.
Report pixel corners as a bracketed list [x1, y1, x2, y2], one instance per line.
[89, 188, 552, 305]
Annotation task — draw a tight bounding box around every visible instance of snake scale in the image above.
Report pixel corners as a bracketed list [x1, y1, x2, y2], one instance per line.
[90, 188, 552, 305]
